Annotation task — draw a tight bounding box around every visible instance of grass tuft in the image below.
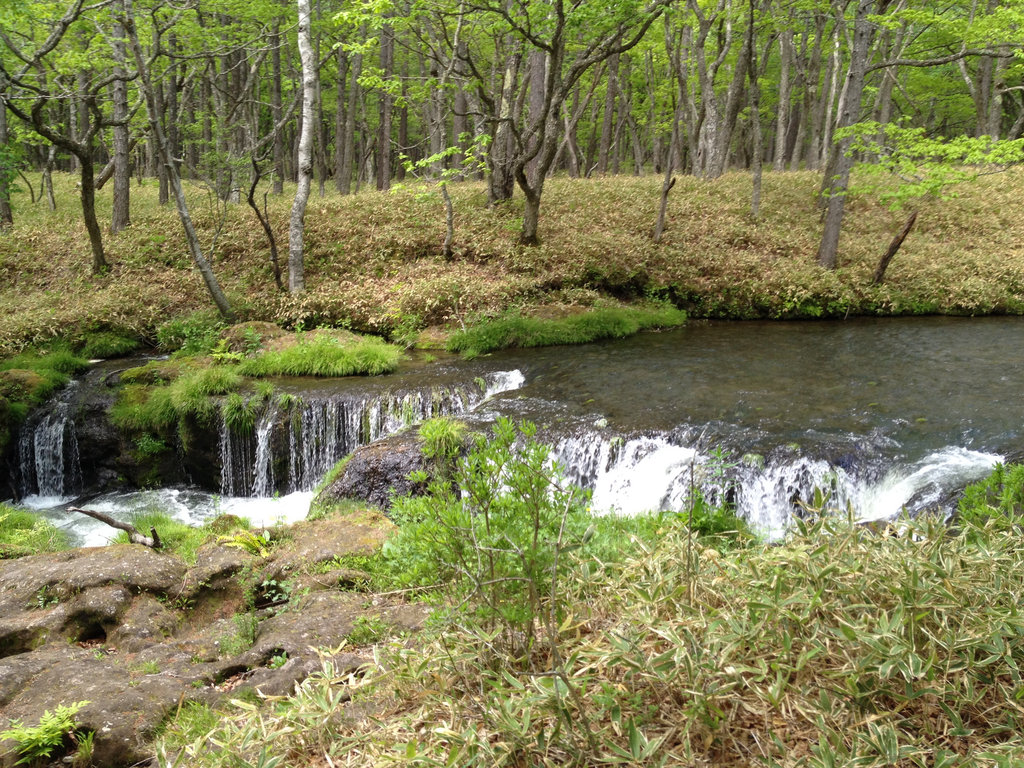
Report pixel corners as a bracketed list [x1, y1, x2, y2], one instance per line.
[0, 504, 70, 558]
[446, 304, 687, 357]
[238, 333, 402, 377]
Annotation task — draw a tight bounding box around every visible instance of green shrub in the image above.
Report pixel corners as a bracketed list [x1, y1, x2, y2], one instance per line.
[383, 418, 593, 657]
[447, 304, 687, 358]
[238, 333, 402, 377]
[156, 312, 226, 355]
[0, 505, 70, 558]
[418, 417, 467, 467]
[222, 392, 257, 432]
[958, 462, 1024, 530]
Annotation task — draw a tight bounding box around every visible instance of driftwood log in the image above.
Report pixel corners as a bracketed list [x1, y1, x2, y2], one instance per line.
[67, 507, 162, 548]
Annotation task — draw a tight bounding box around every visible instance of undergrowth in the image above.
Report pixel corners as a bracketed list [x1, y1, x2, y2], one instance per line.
[158, 460, 1024, 768]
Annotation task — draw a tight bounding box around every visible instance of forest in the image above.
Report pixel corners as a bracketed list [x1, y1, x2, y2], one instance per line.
[2, 0, 1024, 306]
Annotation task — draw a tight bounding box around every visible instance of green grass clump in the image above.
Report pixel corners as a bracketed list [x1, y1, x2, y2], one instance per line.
[76, 331, 142, 359]
[111, 365, 243, 435]
[446, 304, 687, 358]
[238, 333, 402, 377]
[957, 462, 1024, 530]
[111, 511, 235, 564]
[0, 504, 70, 558]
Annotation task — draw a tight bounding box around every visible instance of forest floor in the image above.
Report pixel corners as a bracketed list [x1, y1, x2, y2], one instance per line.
[1, 168, 1023, 356]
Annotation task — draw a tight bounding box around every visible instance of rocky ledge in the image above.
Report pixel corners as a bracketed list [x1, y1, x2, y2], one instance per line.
[0, 510, 426, 768]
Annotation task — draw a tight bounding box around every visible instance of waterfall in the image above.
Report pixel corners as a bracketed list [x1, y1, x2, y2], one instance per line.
[552, 431, 1001, 539]
[220, 369, 526, 497]
[15, 382, 82, 501]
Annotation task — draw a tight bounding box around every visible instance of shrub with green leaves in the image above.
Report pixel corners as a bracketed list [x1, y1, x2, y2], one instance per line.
[156, 312, 226, 355]
[383, 418, 592, 658]
[957, 462, 1024, 530]
[76, 331, 141, 359]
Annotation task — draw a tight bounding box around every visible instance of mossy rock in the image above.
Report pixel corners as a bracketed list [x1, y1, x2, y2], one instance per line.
[0, 369, 46, 402]
[219, 322, 289, 355]
[118, 360, 191, 386]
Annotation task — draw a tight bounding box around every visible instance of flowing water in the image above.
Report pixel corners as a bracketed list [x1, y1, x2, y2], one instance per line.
[8, 317, 1024, 543]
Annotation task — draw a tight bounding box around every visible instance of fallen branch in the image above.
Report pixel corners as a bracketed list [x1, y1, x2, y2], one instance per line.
[872, 209, 918, 285]
[67, 507, 162, 549]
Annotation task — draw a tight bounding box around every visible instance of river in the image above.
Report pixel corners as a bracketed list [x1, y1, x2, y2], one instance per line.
[10, 316, 1024, 543]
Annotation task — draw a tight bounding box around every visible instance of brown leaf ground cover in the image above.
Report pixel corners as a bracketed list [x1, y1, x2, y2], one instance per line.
[1, 169, 1022, 355]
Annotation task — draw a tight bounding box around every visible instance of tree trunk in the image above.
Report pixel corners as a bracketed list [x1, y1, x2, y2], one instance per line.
[526, 49, 548, 184]
[339, 44, 362, 195]
[489, 48, 521, 203]
[817, 0, 874, 270]
[376, 20, 394, 191]
[598, 52, 619, 174]
[773, 29, 793, 171]
[749, 0, 762, 218]
[78, 148, 108, 274]
[872, 210, 917, 285]
[335, 47, 349, 193]
[0, 88, 12, 229]
[271, 21, 285, 193]
[289, 0, 318, 294]
[123, 0, 235, 321]
[110, 20, 132, 233]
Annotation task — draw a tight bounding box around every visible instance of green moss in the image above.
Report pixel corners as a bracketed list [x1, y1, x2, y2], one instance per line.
[238, 333, 402, 377]
[0, 504, 70, 559]
[446, 304, 687, 358]
[0, 347, 89, 452]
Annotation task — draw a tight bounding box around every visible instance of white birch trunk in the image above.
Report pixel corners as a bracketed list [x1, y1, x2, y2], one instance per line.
[289, 0, 317, 294]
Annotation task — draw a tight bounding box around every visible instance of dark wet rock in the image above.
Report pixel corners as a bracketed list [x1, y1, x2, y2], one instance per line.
[314, 429, 429, 511]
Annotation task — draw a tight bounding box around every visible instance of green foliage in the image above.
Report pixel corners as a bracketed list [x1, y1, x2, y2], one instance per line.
[0, 701, 90, 766]
[383, 418, 593, 657]
[110, 364, 243, 438]
[111, 512, 213, 565]
[841, 122, 1024, 209]
[156, 312, 226, 355]
[221, 392, 257, 432]
[159, 509, 1024, 767]
[417, 416, 467, 469]
[958, 463, 1024, 531]
[76, 332, 142, 359]
[218, 612, 260, 658]
[0, 505, 69, 558]
[238, 333, 402, 377]
[446, 305, 687, 358]
[219, 529, 272, 557]
[345, 616, 391, 646]
[133, 434, 169, 457]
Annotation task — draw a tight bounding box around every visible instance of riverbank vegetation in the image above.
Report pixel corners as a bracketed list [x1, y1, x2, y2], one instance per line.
[155, 445, 1024, 768]
[1, 170, 1024, 362]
